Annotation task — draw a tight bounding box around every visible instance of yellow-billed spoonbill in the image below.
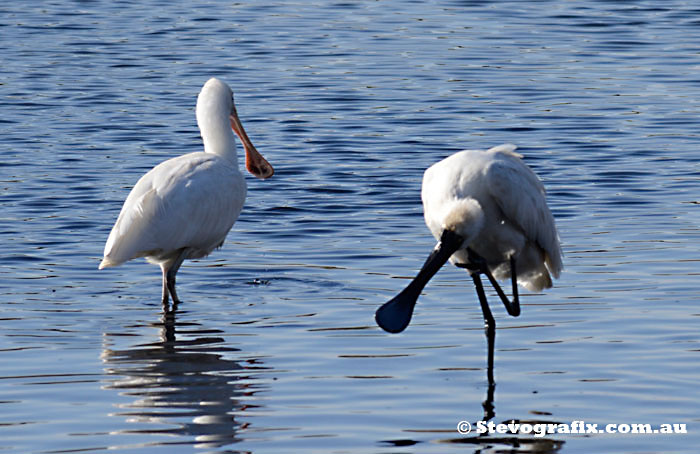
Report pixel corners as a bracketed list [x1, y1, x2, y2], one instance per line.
[99, 78, 273, 305]
[375, 144, 562, 381]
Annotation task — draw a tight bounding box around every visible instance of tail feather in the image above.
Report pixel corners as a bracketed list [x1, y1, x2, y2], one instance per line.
[518, 267, 552, 292]
[545, 250, 563, 279]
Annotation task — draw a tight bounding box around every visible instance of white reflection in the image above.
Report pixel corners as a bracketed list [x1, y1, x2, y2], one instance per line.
[101, 306, 264, 449]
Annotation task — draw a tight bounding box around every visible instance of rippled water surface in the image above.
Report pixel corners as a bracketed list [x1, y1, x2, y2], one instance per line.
[2, 1, 699, 453]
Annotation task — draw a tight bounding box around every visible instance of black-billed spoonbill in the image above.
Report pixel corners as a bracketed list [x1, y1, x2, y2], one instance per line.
[99, 78, 273, 305]
[375, 144, 562, 381]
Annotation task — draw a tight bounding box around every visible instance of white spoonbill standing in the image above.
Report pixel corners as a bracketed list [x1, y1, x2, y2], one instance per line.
[99, 78, 274, 305]
[375, 144, 562, 382]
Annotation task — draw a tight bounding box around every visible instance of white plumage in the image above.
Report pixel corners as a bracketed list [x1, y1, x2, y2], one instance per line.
[422, 144, 562, 291]
[99, 78, 273, 304]
[376, 144, 562, 376]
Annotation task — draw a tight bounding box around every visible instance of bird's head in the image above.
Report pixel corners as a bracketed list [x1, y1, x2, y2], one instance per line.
[440, 198, 484, 245]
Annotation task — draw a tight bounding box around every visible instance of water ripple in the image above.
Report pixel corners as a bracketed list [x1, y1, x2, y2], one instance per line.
[1, 0, 699, 453]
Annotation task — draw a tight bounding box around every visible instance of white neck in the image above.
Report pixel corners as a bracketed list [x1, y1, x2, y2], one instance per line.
[195, 79, 239, 164]
[198, 108, 238, 163]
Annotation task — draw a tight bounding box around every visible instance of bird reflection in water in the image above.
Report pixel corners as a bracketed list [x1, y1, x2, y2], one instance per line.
[101, 304, 265, 449]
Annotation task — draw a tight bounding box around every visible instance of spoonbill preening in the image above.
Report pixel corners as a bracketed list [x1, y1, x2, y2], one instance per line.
[99, 78, 273, 305]
[375, 144, 562, 382]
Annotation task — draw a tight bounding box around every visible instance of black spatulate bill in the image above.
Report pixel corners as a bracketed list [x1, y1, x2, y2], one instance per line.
[375, 230, 464, 333]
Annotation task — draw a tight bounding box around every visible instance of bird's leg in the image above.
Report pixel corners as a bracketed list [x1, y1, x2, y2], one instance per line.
[472, 272, 496, 386]
[160, 265, 171, 307]
[509, 256, 519, 315]
[165, 268, 180, 306]
[459, 253, 498, 388]
[166, 249, 190, 305]
[482, 255, 519, 317]
[161, 248, 190, 307]
[468, 249, 520, 317]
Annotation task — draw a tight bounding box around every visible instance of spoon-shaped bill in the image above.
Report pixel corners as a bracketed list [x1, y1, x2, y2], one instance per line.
[375, 230, 464, 333]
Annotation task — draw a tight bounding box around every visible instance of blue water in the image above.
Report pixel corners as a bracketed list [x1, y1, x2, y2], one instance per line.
[2, 1, 699, 453]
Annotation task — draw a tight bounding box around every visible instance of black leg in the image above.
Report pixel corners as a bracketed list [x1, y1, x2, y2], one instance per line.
[466, 252, 522, 423]
[472, 272, 497, 423]
[468, 249, 520, 317]
[163, 248, 189, 308]
[509, 256, 519, 315]
[166, 268, 180, 305]
[472, 272, 495, 386]
[160, 266, 170, 307]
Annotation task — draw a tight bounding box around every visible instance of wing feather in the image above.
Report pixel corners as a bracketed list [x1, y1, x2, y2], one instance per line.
[102, 153, 245, 266]
[484, 147, 562, 277]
